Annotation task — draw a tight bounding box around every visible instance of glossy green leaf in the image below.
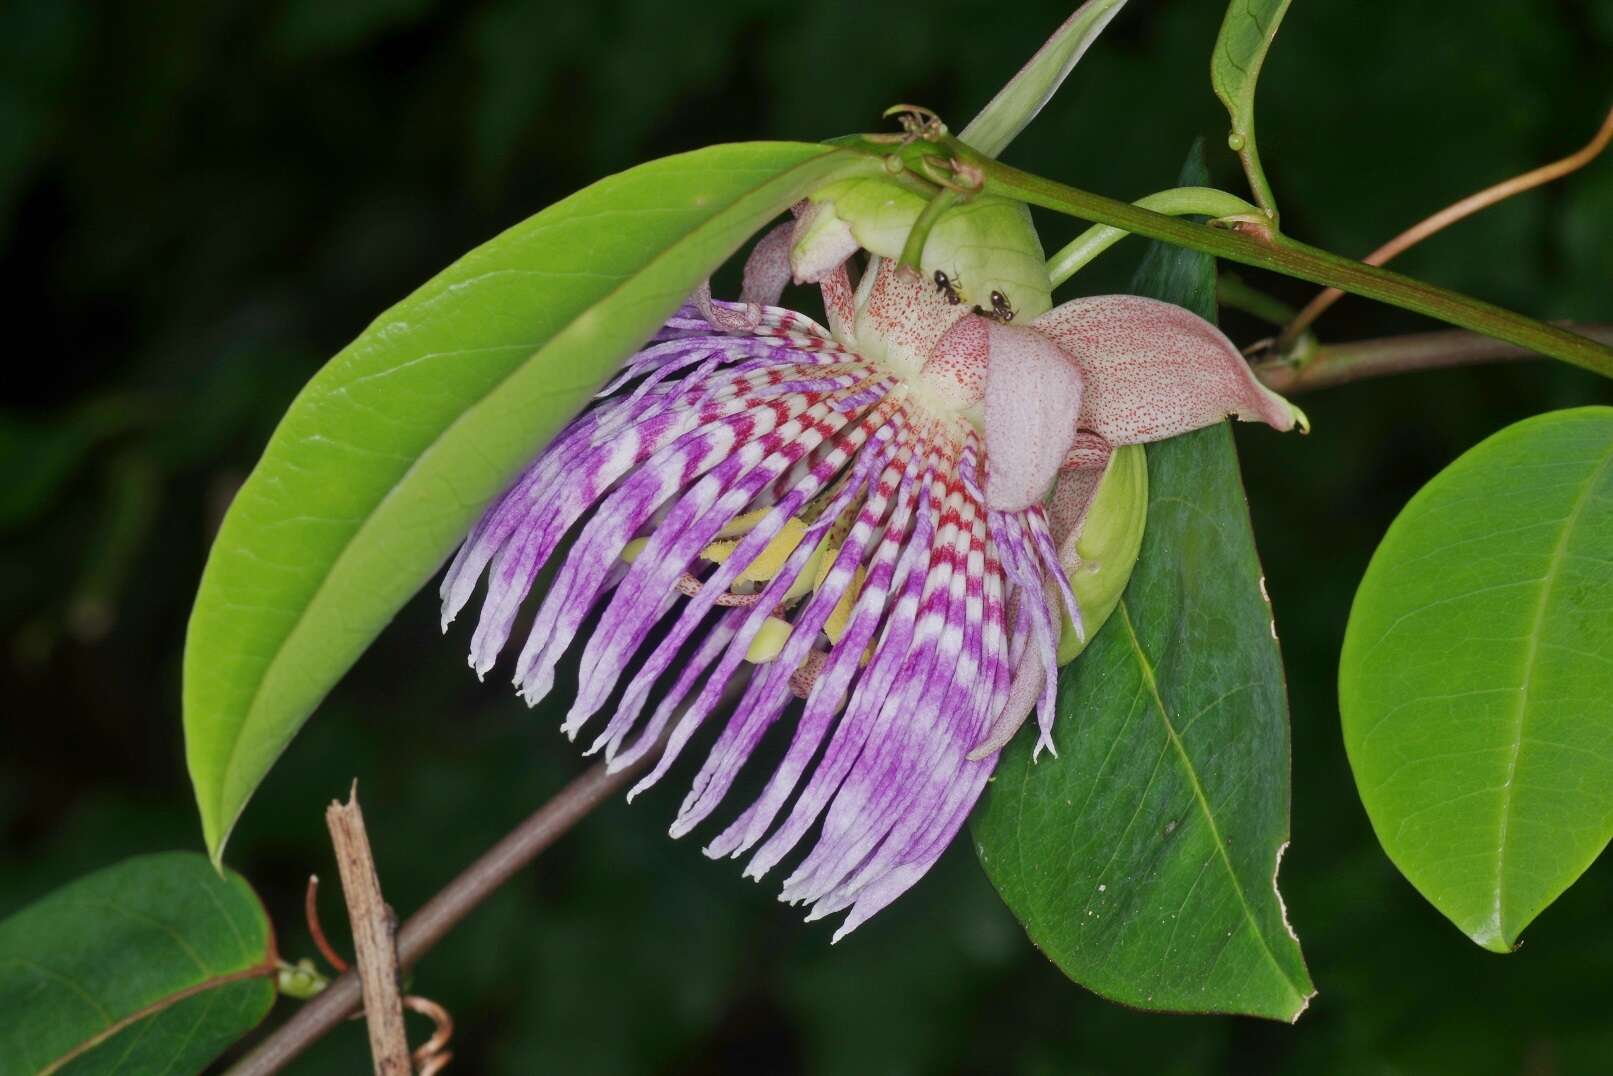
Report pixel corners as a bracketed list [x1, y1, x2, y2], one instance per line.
[0, 853, 276, 1075]
[958, 0, 1128, 158]
[971, 146, 1313, 1021]
[1340, 407, 1613, 952]
[1210, 0, 1291, 215]
[184, 142, 880, 861]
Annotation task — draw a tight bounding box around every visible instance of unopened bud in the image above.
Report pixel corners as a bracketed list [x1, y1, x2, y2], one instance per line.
[1055, 443, 1147, 664]
[792, 177, 1051, 320]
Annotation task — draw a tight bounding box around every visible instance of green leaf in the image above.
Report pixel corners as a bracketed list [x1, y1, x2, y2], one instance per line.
[0, 853, 276, 1075]
[1340, 407, 1613, 953]
[1210, 0, 1292, 216]
[971, 145, 1313, 1021]
[184, 142, 880, 861]
[958, 0, 1129, 158]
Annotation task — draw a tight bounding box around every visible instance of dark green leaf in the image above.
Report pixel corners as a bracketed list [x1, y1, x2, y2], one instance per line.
[1340, 407, 1613, 952]
[0, 852, 276, 1075]
[1210, 0, 1291, 214]
[971, 146, 1313, 1021]
[183, 143, 880, 862]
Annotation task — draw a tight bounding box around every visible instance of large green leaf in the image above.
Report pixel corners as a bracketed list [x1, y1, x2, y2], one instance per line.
[971, 148, 1313, 1021]
[1340, 407, 1613, 952]
[0, 853, 276, 1075]
[184, 142, 879, 861]
[1210, 0, 1291, 214]
[957, 0, 1128, 158]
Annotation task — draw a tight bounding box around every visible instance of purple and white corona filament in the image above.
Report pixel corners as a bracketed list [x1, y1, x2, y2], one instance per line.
[441, 204, 1306, 938]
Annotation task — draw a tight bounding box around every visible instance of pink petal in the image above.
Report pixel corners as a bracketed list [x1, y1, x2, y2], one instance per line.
[983, 321, 1084, 512]
[819, 260, 857, 343]
[1046, 432, 1111, 560]
[692, 280, 761, 333]
[1031, 294, 1307, 445]
[920, 312, 989, 412]
[740, 219, 795, 306]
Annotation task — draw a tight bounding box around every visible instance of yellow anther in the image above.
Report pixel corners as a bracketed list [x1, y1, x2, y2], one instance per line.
[704, 518, 809, 579]
[702, 516, 832, 606]
[715, 506, 770, 539]
[745, 616, 793, 662]
[822, 566, 865, 644]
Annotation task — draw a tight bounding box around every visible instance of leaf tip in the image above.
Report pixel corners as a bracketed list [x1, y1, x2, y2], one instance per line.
[197, 793, 240, 874]
[1467, 917, 1520, 955]
[1287, 986, 1318, 1025]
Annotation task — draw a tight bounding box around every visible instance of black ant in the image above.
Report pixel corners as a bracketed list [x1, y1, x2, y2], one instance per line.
[933, 269, 963, 305]
[990, 290, 1014, 322]
[971, 289, 1015, 322]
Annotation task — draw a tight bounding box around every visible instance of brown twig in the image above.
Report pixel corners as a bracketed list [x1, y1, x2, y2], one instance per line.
[326, 784, 411, 1075]
[1255, 323, 1613, 395]
[1276, 103, 1613, 352]
[226, 753, 652, 1076]
[304, 871, 457, 1070]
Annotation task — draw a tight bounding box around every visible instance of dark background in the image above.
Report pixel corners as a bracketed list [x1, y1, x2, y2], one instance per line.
[3, 1, 1611, 1072]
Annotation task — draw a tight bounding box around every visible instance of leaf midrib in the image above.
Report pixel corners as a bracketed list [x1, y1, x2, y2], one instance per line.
[35, 962, 274, 1076]
[1116, 600, 1308, 1011]
[1490, 440, 1613, 943]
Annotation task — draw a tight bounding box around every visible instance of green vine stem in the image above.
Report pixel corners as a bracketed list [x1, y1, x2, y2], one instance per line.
[842, 136, 1613, 381]
[1046, 186, 1259, 286]
[899, 188, 961, 271]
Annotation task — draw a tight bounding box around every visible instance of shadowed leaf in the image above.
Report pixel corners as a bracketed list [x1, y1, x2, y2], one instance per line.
[971, 145, 1313, 1021]
[0, 853, 276, 1075]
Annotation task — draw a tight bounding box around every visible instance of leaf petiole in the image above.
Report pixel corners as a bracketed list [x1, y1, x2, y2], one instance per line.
[1045, 185, 1259, 286]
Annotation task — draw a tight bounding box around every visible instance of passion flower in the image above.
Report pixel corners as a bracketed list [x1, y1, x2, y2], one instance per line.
[440, 192, 1305, 937]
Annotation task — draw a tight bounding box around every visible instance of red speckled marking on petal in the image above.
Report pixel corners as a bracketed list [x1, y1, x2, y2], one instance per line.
[741, 219, 794, 306]
[855, 258, 971, 377]
[921, 312, 989, 412]
[1032, 294, 1301, 444]
[820, 262, 857, 342]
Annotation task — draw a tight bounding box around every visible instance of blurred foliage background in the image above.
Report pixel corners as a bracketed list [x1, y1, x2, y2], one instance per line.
[3, 0, 1611, 1072]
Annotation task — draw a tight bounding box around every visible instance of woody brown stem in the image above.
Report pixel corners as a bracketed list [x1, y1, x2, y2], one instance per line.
[325, 784, 411, 1075]
[226, 755, 652, 1076]
[1254, 323, 1613, 395]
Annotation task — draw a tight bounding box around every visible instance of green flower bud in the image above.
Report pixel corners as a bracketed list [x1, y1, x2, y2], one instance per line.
[276, 957, 330, 1000]
[1056, 443, 1147, 664]
[795, 178, 1052, 321]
